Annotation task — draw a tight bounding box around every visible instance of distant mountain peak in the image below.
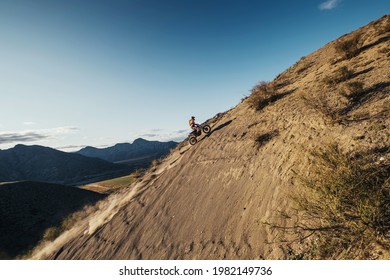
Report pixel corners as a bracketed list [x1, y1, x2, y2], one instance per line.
[13, 144, 51, 152]
[14, 144, 28, 149]
[14, 144, 26, 147]
[133, 138, 149, 144]
[113, 142, 131, 147]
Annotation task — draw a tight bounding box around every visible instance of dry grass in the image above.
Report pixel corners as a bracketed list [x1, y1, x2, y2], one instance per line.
[335, 32, 363, 59]
[19, 213, 80, 259]
[379, 16, 390, 34]
[288, 144, 390, 259]
[383, 100, 390, 112]
[340, 81, 365, 100]
[324, 66, 354, 86]
[300, 92, 341, 123]
[302, 78, 368, 123]
[247, 81, 278, 111]
[41, 214, 76, 242]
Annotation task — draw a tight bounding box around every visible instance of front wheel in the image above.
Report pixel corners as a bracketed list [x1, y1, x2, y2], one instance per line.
[202, 124, 211, 134]
[189, 136, 197, 145]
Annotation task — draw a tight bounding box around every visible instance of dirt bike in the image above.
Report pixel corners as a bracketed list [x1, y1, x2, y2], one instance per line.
[188, 124, 211, 145]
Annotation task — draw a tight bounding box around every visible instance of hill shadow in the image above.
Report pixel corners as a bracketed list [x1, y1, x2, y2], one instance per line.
[255, 129, 280, 148]
[206, 119, 234, 138]
[357, 35, 390, 55]
[0, 181, 105, 259]
[258, 88, 296, 111]
[351, 66, 374, 79]
[339, 81, 390, 115]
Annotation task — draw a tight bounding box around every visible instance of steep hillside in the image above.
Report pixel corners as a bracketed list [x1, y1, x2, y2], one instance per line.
[31, 15, 390, 260]
[0, 181, 105, 259]
[0, 144, 131, 185]
[76, 138, 177, 164]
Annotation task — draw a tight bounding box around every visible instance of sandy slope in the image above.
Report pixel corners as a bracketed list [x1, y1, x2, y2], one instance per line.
[31, 15, 390, 260]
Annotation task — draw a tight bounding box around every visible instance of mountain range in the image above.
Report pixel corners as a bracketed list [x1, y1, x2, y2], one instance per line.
[76, 138, 178, 164]
[0, 144, 130, 185]
[0, 138, 176, 186]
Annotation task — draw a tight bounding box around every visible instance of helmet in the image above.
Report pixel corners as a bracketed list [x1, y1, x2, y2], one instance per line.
[191, 116, 195, 119]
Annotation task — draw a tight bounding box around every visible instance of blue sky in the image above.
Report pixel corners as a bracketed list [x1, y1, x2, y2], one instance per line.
[0, 0, 388, 151]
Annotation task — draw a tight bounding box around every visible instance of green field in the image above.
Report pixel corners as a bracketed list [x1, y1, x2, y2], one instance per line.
[81, 171, 142, 194]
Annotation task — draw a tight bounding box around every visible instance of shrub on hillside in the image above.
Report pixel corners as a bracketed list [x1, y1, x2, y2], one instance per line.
[247, 81, 277, 111]
[334, 32, 363, 59]
[324, 66, 354, 86]
[41, 214, 76, 242]
[300, 92, 340, 123]
[340, 81, 364, 99]
[291, 144, 390, 259]
[296, 61, 314, 75]
[42, 227, 62, 241]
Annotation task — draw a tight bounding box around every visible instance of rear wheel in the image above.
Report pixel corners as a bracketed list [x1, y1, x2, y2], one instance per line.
[189, 136, 197, 145]
[202, 125, 211, 134]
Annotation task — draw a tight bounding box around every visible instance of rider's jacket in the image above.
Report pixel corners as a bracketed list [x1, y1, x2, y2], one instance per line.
[189, 118, 195, 128]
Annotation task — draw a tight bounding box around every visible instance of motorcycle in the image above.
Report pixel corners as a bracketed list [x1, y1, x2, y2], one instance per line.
[188, 124, 211, 145]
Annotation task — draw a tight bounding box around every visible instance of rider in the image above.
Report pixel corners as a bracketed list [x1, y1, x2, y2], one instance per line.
[189, 116, 200, 133]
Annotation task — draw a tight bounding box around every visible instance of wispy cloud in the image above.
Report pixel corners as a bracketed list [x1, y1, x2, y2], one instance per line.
[55, 144, 86, 151]
[137, 129, 188, 143]
[0, 126, 79, 146]
[0, 131, 48, 144]
[56, 143, 110, 152]
[139, 133, 159, 138]
[319, 0, 340, 10]
[23, 121, 35, 126]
